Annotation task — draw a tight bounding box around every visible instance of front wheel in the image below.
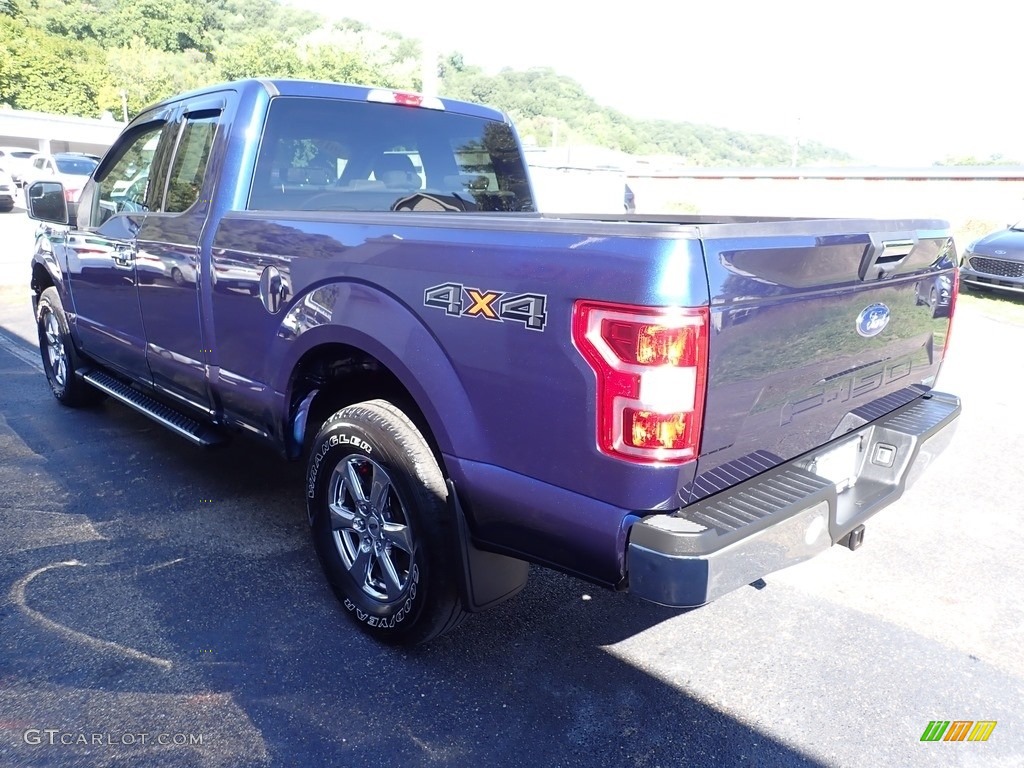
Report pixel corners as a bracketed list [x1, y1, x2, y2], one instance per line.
[306, 399, 467, 645]
[36, 287, 103, 407]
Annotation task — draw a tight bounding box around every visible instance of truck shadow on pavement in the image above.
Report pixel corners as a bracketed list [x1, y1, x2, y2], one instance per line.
[0, 352, 823, 767]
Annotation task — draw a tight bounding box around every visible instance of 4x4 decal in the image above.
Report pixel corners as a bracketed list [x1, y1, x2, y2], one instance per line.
[424, 282, 547, 331]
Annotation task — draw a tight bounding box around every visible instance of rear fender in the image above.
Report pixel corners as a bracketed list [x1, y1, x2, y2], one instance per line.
[271, 281, 485, 460]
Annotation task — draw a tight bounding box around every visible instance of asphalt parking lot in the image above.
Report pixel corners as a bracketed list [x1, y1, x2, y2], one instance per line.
[0, 204, 1022, 767]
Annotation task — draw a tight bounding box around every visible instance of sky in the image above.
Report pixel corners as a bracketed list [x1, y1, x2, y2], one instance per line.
[290, 0, 1023, 166]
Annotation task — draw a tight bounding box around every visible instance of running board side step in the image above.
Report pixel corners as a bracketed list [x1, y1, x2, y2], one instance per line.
[82, 369, 225, 447]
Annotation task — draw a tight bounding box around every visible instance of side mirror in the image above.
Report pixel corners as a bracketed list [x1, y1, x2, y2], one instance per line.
[27, 181, 71, 226]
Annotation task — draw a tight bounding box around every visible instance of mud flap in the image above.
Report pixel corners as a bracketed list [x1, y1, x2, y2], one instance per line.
[448, 480, 529, 612]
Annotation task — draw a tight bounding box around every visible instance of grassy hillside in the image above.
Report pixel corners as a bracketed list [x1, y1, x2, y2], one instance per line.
[0, 0, 850, 165]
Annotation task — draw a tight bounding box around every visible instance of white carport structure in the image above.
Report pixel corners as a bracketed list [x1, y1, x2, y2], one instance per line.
[0, 106, 124, 158]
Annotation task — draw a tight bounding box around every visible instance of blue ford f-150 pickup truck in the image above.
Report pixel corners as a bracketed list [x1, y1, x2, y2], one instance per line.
[26, 79, 961, 645]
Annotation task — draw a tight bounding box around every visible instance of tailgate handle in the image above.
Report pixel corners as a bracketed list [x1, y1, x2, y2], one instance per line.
[860, 235, 917, 280]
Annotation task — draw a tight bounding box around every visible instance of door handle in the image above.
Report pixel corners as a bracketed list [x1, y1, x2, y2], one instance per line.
[112, 243, 135, 268]
[860, 234, 917, 280]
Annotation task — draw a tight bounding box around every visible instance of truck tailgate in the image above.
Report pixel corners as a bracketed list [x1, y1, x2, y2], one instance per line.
[688, 219, 956, 503]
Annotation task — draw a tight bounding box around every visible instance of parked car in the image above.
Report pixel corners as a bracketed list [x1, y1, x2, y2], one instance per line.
[0, 169, 15, 212]
[0, 146, 37, 187]
[960, 222, 1024, 295]
[24, 152, 99, 217]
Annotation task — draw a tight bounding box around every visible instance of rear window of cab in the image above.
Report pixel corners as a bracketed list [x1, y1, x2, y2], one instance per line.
[248, 96, 534, 214]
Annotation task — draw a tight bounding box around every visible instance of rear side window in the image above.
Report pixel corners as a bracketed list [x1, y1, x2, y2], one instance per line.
[165, 112, 218, 213]
[248, 97, 533, 213]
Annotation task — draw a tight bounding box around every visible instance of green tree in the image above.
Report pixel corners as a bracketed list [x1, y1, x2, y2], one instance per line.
[103, 0, 221, 53]
[37, 0, 104, 40]
[442, 66, 851, 165]
[216, 32, 302, 80]
[101, 40, 209, 119]
[0, 15, 105, 115]
[5, 0, 854, 167]
[212, 0, 318, 49]
[302, 45, 390, 87]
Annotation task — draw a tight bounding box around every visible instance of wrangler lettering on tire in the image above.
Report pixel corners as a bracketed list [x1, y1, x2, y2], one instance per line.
[306, 399, 467, 645]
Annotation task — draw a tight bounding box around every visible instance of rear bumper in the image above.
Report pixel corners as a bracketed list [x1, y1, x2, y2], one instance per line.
[626, 391, 960, 607]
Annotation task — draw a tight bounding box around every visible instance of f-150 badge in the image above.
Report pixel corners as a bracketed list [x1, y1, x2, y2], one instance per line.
[856, 303, 890, 337]
[424, 282, 547, 331]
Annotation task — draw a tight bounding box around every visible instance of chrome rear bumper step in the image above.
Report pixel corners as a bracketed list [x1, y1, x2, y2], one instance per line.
[627, 391, 961, 607]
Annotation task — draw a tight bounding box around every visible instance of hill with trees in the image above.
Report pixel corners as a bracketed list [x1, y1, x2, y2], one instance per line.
[0, 0, 851, 166]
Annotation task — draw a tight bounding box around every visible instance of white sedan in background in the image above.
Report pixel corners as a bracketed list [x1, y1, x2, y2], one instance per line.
[0, 169, 15, 212]
[23, 152, 99, 218]
[0, 146, 36, 188]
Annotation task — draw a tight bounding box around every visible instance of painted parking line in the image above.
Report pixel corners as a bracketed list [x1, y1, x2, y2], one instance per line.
[0, 329, 42, 373]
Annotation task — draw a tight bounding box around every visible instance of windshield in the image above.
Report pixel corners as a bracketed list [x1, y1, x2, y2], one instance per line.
[55, 157, 98, 175]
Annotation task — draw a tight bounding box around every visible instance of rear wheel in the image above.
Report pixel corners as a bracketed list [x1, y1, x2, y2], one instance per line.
[35, 287, 103, 407]
[306, 399, 467, 645]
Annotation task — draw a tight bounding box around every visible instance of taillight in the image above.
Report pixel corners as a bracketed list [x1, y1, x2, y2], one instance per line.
[64, 188, 80, 203]
[572, 300, 709, 464]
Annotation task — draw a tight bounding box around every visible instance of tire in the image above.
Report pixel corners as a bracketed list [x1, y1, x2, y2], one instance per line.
[171, 267, 185, 286]
[36, 287, 103, 407]
[929, 286, 937, 307]
[306, 399, 467, 645]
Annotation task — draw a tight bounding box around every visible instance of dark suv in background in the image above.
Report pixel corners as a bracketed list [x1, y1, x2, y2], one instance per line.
[960, 221, 1024, 296]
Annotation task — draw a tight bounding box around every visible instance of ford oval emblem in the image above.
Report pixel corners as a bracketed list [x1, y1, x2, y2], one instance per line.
[856, 303, 890, 337]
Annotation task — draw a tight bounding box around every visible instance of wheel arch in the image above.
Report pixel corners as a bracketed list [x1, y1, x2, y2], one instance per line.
[31, 249, 64, 299]
[30, 239, 70, 317]
[273, 283, 485, 467]
[285, 340, 441, 461]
